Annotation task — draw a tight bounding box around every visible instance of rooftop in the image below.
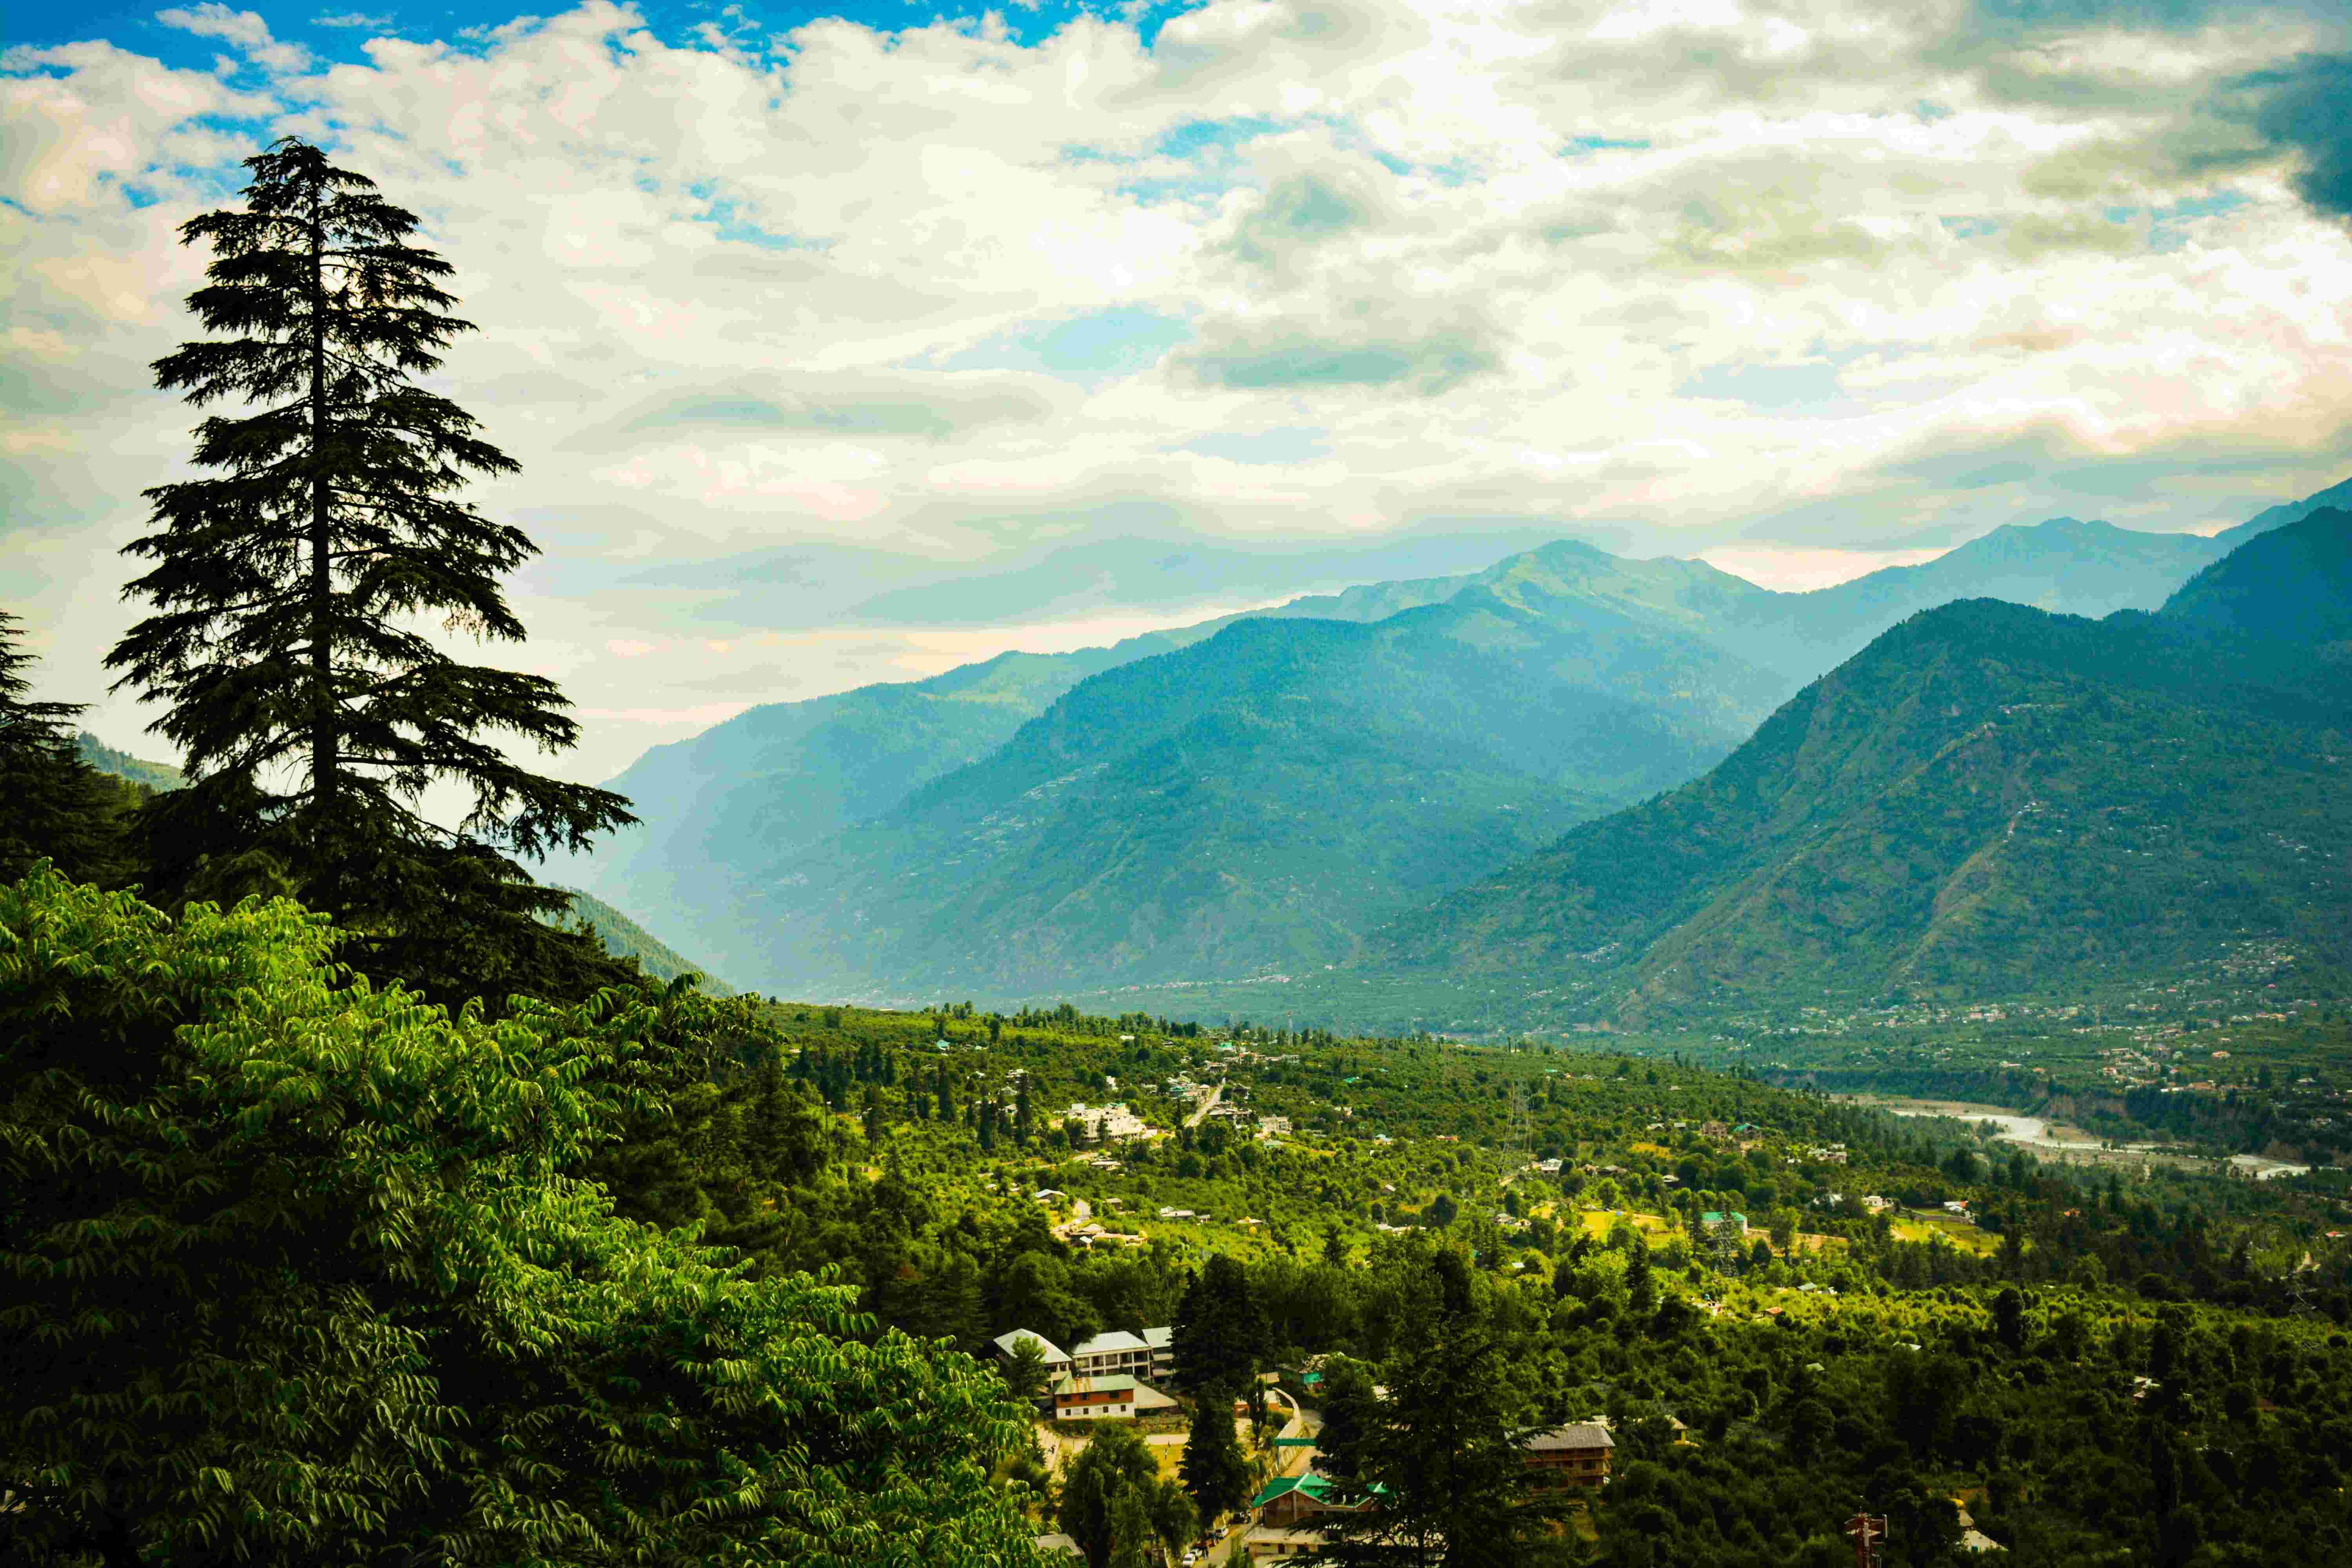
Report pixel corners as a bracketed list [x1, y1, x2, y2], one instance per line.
[992, 1329, 1069, 1363]
[1052, 1372, 1139, 1396]
[1251, 1474, 1374, 1510]
[1523, 1422, 1614, 1452]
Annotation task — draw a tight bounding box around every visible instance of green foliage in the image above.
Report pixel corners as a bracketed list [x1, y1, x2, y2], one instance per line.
[1317, 1242, 1556, 1565]
[107, 135, 633, 1005]
[537, 988, 2352, 1564]
[0, 867, 1044, 1566]
[1054, 1422, 1192, 1568]
[1178, 1380, 1252, 1525]
[1175, 1252, 1270, 1390]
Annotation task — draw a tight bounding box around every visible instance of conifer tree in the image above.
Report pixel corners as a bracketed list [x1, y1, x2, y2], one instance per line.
[1178, 1379, 1252, 1528]
[108, 137, 633, 1002]
[0, 612, 134, 885]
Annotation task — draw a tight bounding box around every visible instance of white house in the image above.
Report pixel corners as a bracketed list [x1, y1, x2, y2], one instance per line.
[1063, 1102, 1149, 1142]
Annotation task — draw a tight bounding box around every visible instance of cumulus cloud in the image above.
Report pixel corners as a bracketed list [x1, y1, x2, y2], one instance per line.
[4, 0, 2352, 782]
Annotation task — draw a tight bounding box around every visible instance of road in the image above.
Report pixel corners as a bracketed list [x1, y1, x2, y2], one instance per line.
[1185, 1084, 1223, 1129]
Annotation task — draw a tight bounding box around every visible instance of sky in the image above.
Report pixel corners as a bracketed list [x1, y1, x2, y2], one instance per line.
[5, 0, 2352, 785]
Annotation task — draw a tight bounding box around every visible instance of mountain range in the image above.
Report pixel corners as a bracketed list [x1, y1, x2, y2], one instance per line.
[1367, 507, 2352, 1025]
[566, 478, 2349, 1012]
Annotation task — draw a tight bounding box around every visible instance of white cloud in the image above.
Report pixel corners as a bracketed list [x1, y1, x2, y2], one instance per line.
[4, 0, 2351, 784]
[156, 4, 311, 73]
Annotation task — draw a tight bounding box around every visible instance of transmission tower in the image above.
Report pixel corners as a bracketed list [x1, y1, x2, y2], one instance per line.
[1845, 1513, 1888, 1568]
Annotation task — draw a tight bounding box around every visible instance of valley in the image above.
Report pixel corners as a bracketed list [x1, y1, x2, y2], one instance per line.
[16, 22, 2352, 1564]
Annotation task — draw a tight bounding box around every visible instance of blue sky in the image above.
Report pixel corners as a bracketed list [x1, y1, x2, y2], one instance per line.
[5, 0, 2352, 780]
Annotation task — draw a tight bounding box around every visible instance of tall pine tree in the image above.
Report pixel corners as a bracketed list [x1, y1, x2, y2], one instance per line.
[108, 138, 635, 1003]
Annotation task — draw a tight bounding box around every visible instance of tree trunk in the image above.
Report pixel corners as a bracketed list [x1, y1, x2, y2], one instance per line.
[309, 168, 334, 829]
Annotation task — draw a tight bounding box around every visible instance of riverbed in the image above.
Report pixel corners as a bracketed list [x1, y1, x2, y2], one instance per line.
[1834, 1095, 2118, 1154]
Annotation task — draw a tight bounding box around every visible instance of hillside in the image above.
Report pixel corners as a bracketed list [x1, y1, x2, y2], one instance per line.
[1365, 510, 2352, 1022]
[575, 477, 2345, 1003]
[561, 580, 1468, 945]
[720, 597, 1778, 997]
[550, 885, 734, 993]
[2161, 505, 2352, 646]
[74, 732, 185, 793]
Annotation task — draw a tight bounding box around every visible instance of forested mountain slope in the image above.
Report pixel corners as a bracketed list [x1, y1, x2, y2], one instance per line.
[2161, 504, 2352, 646]
[722, 576, 1795, 997]
[554, 886, 735, 994]
[563, 578, 1470, 944]
[578, 477, 2341, 1002]
[74, 732, 185, 792]
[1367, 509, 2352, 1020]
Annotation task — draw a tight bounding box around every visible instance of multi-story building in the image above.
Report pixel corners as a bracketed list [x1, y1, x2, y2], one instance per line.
[1521, 1422, 1614, 1489]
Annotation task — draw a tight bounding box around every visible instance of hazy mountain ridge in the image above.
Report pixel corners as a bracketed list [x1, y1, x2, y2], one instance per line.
[572, 477, 2339, 1006]
[566, 579, 1471, 942]
[723, 604, 1760, 995]
[1364, 507, 2352, 1023]
[2162, 505, 2352, 647]
[2206, 472, 2352, 549]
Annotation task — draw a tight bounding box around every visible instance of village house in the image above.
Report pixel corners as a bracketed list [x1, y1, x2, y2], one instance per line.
[1521, 1422, 1614, 1489]
[1068, 1329, 1154, 1379]
[989, 1328, 1071, 1379]
[1062, 1102, 1149, 1143]
[1048, 1371, 1137, 1420]
[1246, 1475, 1375, 1559]
[1702, 1210, 1749, 1237]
